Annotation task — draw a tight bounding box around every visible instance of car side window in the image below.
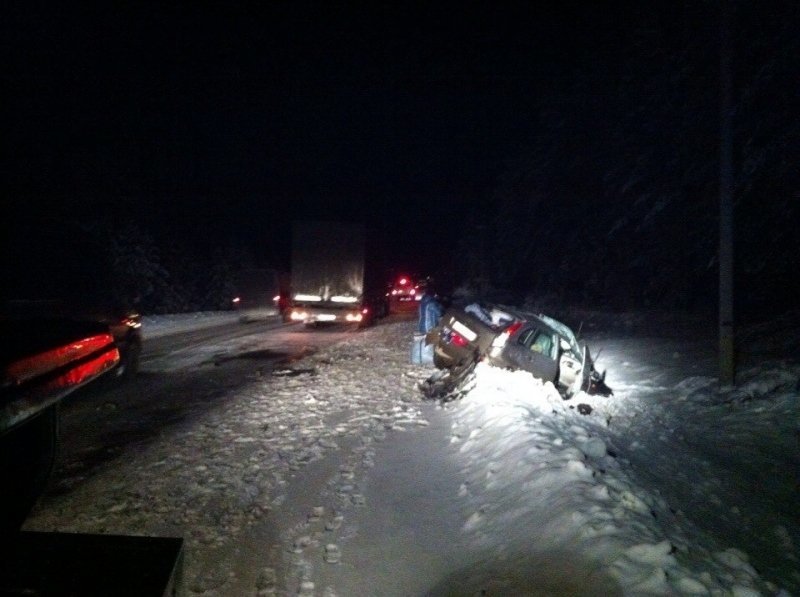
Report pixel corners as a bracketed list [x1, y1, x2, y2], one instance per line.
[519, 328, 555, 358]
[517, 328, 537, 347]
[532, 332, 553, 355]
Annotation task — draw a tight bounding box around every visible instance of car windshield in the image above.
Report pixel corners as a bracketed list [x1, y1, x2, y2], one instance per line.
[536, 313, 581, 357]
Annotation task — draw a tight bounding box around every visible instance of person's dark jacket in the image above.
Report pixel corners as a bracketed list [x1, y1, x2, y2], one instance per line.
[418, 292, 443, 333]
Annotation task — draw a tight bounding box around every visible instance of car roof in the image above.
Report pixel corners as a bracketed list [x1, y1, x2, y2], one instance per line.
[490, 304, 581, 352]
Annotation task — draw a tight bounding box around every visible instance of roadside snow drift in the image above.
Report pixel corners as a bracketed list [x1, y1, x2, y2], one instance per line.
[448, 362, 783, 595]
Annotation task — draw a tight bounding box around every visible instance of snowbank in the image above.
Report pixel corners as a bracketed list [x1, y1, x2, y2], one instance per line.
[449, 362, 788, 594]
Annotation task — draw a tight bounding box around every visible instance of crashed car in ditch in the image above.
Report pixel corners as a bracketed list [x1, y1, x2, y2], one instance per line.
[422, 303, 610, 400]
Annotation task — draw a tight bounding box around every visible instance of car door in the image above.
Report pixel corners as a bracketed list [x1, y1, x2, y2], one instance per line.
[502, 325, 559, 382]
[577, 344, 592, 393]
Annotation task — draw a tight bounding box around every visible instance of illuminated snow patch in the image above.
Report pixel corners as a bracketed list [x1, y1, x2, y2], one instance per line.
[446, 361, 771, 595]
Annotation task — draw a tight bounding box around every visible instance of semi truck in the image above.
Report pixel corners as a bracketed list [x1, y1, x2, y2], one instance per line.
[288, 221, 367, 325]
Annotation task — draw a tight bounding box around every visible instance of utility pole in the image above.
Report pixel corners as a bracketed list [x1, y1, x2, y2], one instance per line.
[719, 0, 735, 386]
[474, 223, 488, 296]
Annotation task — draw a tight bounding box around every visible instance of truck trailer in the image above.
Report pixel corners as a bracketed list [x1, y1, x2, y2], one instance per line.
[288, 221, 366, 325]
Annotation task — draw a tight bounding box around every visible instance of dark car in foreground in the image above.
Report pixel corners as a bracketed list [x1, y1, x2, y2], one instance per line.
[2, 300, 142, 382]
[1, 317, 120, 534]
[426, 303, 610, 399]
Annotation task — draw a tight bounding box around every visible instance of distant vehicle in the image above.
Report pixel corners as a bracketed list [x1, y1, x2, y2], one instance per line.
[387, 275, 421, 313]
[288, 221, 368, 326]
[360, 288, 389, 325]
[231, 268, 282, 323]
[425, 303, 611, 399]
[2, 300, 141, 382]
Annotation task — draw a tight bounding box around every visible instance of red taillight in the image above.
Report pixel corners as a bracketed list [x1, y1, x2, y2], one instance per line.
[505, 321, 523, 335]
[362, 307, 369, 314]
[491, 320, 524, 350]
[451, 332, 469, 347]
[45, 348, 120, 390]
[5, 333, 118, 386]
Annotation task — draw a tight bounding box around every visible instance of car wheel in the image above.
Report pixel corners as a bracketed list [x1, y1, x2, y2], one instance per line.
[433, 349, 451, 369]
[0, 405, 59, 534]
[420, 357, 478, 401]
[117, 334, 141, 380]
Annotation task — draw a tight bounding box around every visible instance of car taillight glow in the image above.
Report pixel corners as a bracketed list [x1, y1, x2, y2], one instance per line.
[46, 348, 120, 391]
[232, 297, 241, 304]
[5, 333, 119, 386]
[505, 321, 524, 335]
[491, 321, 524, 349]
[451, 321, 477, 342]
[450, 332, 469, 347]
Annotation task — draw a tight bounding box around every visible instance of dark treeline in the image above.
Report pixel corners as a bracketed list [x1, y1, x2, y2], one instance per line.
[452, 2, 799, 317]
[2, 213, 263, 315]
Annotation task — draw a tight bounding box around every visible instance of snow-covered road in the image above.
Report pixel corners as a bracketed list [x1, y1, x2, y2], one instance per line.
[23, 312, 799, 595]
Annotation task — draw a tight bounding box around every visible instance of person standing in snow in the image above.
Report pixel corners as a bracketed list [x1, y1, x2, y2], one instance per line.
[418, 283, 443, 334]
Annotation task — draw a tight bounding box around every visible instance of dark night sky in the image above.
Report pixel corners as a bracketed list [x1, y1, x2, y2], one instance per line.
[4, 2, 798, 316]
[3, 2, 644, 270]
